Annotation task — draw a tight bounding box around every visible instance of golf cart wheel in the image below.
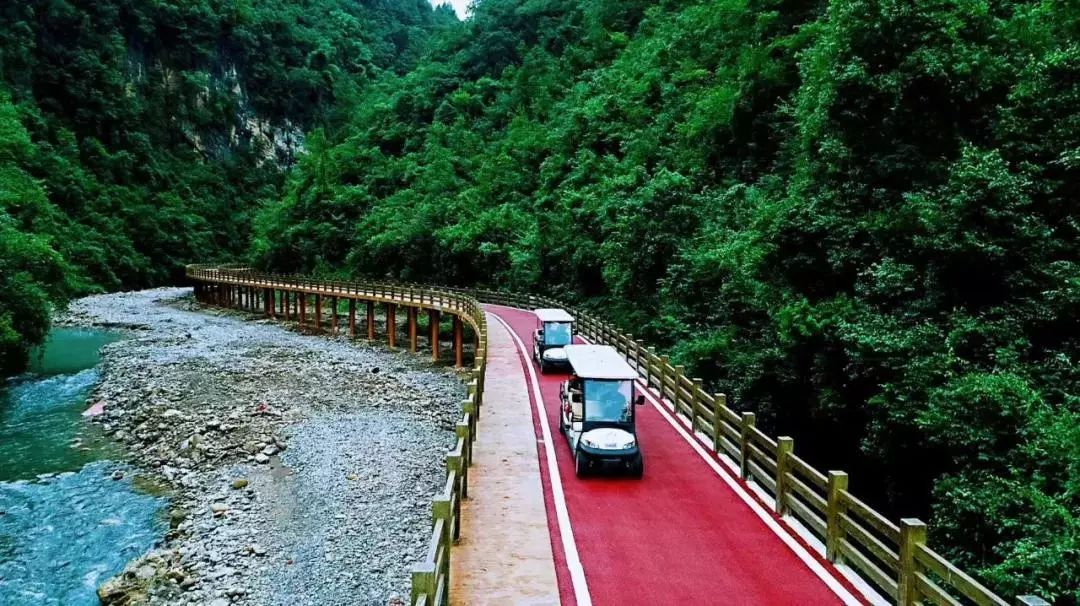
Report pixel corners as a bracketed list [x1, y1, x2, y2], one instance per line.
[630, 456, 644, 479]
[575, 450, 589, 478]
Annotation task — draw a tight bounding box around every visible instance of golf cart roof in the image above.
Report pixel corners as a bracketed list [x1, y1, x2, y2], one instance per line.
[535, 308, 574, 323]
[565, 345, 638, 380]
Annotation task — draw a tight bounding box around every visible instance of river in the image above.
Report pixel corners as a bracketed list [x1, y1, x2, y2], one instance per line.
[0, 328, 167, 605]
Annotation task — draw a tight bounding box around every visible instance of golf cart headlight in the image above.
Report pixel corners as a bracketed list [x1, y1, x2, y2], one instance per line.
[582, 437, 598, 448]
[624, 438, 636, 449]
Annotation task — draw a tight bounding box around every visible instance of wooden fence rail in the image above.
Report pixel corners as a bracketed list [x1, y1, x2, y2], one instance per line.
[186, 267, 1047, 606]
[425, 284, 1048, 606]
[185, 265, 485, 606]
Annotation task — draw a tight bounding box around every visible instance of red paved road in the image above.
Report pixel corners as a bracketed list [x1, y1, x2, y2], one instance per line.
[488, 305, 862, 606]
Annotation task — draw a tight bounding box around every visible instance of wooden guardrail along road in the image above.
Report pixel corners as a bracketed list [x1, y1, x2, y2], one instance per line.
[187, 265, 484, 606]
[186, 265, 1049, 606]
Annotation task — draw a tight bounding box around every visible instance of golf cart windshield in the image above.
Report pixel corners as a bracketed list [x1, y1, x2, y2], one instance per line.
[584, 379, 633, 424]
[544, 322, 573, 346]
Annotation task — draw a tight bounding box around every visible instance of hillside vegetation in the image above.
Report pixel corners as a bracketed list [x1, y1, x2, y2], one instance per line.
[253, 0, 1079, 600]
[0, 0, 1074, 600]
[0, 0, 453, 371]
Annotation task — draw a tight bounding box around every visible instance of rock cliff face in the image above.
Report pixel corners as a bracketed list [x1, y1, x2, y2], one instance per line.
[135, 58, 305, 168]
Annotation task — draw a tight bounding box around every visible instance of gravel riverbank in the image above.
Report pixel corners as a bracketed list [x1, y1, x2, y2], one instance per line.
[58, 288, 464, 605]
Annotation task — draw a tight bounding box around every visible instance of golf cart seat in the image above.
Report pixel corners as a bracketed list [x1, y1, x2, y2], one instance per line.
[569, 389, 583, 418]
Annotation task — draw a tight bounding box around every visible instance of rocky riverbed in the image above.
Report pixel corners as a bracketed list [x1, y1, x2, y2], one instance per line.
[57, 288, 464, 606]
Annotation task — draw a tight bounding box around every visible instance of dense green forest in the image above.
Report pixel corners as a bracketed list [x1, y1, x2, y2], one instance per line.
[252, 0, 1079, 600]
[0, 0, 454, 371]
[1, 0, 1076, 601]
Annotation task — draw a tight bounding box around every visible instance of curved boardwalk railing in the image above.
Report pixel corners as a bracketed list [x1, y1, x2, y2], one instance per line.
[186, 266, 1047, 606]
[186, 265, 484, 606]
[433, 286, 1048, 606]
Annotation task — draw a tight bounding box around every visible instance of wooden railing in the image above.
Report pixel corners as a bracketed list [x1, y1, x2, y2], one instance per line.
[185, 265, 483, 606]
[186, 267, 1048, 606]
[428, 285, 1048, 606]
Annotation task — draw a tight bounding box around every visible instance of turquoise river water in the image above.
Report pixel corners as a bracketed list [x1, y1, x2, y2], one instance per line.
[0, 329, 167, 605]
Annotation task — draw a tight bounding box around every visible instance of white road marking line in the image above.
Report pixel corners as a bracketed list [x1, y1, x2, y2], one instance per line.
[575, 335, 864, 605]
[490, 311, 593, 606]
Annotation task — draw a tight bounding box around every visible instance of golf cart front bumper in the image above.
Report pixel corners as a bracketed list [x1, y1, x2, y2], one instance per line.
[578, 444, 641, 468]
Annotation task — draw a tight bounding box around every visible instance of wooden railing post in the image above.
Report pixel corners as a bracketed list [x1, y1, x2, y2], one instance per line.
[691, 378, 703, 431]
[739, 412, 756, 479]
[456, 420, 471, 490]
[446, 453, 463, 541]
[673, 365, 685, 416]
[775, 437, 793, 514]
[314, 294, 322, 331]
[432, 495, 452, 600]
[463, 396, 478, 439]
[467, 379, 478, 416]
[711, 394, 726, 452]
[899, 518, 927, 606]
[410, 562, 436, 605]
[658, 355, 669, 399]
[826, 471, 848, 562]
[348, 299, 356, 337]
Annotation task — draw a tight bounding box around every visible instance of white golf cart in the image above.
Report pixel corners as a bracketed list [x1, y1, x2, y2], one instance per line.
[532, 308, 575, 373]
[559, 345, 645, 477]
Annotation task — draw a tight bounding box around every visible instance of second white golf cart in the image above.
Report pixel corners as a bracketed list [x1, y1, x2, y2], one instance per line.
[532, 308, 575, 373]
[559, 344, 646, 477]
